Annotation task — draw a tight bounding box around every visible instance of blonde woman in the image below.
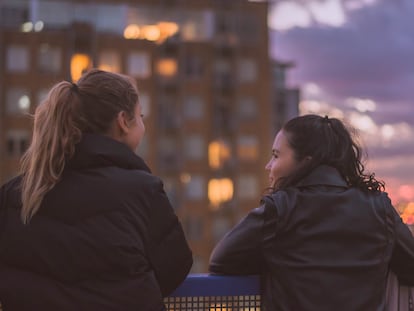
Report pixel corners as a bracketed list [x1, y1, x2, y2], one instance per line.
[0, 69, 192, 310]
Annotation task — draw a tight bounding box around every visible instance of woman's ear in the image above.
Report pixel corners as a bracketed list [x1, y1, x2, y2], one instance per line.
[116, 111, 130, 135]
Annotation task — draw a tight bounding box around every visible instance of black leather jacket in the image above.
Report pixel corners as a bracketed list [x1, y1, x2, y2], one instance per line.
[209, 165, 414, 311]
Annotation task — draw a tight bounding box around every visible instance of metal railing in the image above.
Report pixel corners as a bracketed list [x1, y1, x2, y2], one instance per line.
[164, 274, 261, 311]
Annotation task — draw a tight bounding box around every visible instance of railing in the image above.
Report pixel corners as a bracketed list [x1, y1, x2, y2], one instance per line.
[164, 274, 261, 311]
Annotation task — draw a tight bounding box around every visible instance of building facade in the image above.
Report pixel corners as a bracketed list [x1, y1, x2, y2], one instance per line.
[0, 0, 298, 271]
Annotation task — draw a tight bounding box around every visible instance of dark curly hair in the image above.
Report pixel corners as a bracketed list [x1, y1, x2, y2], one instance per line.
[274, 114, 384, 193]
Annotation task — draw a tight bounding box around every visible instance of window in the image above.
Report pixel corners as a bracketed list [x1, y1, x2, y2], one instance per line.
[158, 96, 180, 130]
[183, 95, 204, 120]
[98, 50, 120, 73]
[6, 130, 30, 156]
[156, 58, 177, 77]
[184, 54, 204, 79]
[6, 45, 29, 73]
[212, 215, 231, 242]
[184, 134, 205, 160]
[238, 96, 257, 120]
[237, 175, 259, 200]
[208, 178, 234, 209]
[208, 139, 231, 169]
[185, 215, 203, 241]
[237, 58, 257, 83]
[237, 135, 259, 161]
[158, 136, 178, 164]
[127, 52, 151, 78]
[6, 88, 31, 115]
[184, 175, 205, 200]
[38, 44, 61, 73]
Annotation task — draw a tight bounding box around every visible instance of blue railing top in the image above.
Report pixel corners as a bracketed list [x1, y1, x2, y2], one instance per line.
[169, 274, 260, 297]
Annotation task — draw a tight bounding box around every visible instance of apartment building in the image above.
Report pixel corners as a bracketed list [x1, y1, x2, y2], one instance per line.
[0, 0, 298, 271]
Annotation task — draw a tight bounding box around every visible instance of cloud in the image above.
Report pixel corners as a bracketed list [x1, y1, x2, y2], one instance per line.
[270, 0, 414, 104]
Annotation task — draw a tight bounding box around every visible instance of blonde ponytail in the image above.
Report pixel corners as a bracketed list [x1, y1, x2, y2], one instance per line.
[20, 82, 82, 224]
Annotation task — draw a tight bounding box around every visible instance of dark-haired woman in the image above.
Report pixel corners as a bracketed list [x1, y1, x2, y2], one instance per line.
[209, 114, 414, 310]
[0, 69, 192, 310]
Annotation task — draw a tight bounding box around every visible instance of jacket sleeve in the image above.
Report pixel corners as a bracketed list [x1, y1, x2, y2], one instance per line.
[388, 195, 414, 285]
[209, 202, 268, 275]
[146, 180, 193, 297]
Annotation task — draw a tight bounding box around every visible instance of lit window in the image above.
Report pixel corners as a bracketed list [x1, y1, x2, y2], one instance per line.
[6, 88, 30, 115]
[184, 175, 205, 200]
[184, 134, 205, 160]
[209, 140, 231, 169]
[6, 45, 29, 73]
[208, 178, 234, 209]
[237, 135, 258, 161]
[127, 52, 151, 78]
[70, 53, 92, 82]
[237, 175, 259, 199]
[38, 44, 61, 73]
[237, 58, 257, 83]
[156, 58, 177, 77]
[98, 50, 121, 73]
[183, 96, 204, 120]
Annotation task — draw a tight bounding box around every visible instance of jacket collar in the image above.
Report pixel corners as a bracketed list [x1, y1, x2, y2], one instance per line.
[296, 165, 348, 188]
[67, 133, 151, 172]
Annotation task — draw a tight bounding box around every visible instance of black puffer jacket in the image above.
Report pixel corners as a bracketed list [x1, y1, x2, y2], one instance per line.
[0, 134, 192, 311]
[209, 165, 414, 311]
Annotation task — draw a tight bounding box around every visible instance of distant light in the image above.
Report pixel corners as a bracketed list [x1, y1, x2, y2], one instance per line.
[70, 53, 92, 82]
[208, 178, 234, 208]
[142, 25, 161, 42]
[18, 95, 30, 111]
[124, 24, 140, 39]
[156, 58, 177, 77]
[34, 21, 44, 32]
[21, 22, 33, 32]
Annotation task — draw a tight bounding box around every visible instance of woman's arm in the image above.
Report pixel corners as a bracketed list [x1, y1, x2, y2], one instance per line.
[146, 181, 193, 296]
[209, 204, 267, 275]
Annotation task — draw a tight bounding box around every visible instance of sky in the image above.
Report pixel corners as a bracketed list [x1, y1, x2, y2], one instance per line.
[267, 0, 414, 204]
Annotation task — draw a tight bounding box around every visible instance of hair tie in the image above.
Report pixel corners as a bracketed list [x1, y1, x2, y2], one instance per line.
[70, 82, 79, 92]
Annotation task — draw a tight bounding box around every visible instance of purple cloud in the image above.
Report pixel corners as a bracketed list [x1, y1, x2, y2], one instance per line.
[270, 0, 414, 105]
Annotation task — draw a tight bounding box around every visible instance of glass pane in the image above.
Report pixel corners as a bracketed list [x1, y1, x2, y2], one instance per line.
[38, 44, 61, 73]
[6, 45, 29, 73]
[127, 52, 151, 78]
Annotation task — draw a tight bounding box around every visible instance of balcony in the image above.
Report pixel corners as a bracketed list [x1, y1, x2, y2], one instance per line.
[165, 274, 261, 310]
